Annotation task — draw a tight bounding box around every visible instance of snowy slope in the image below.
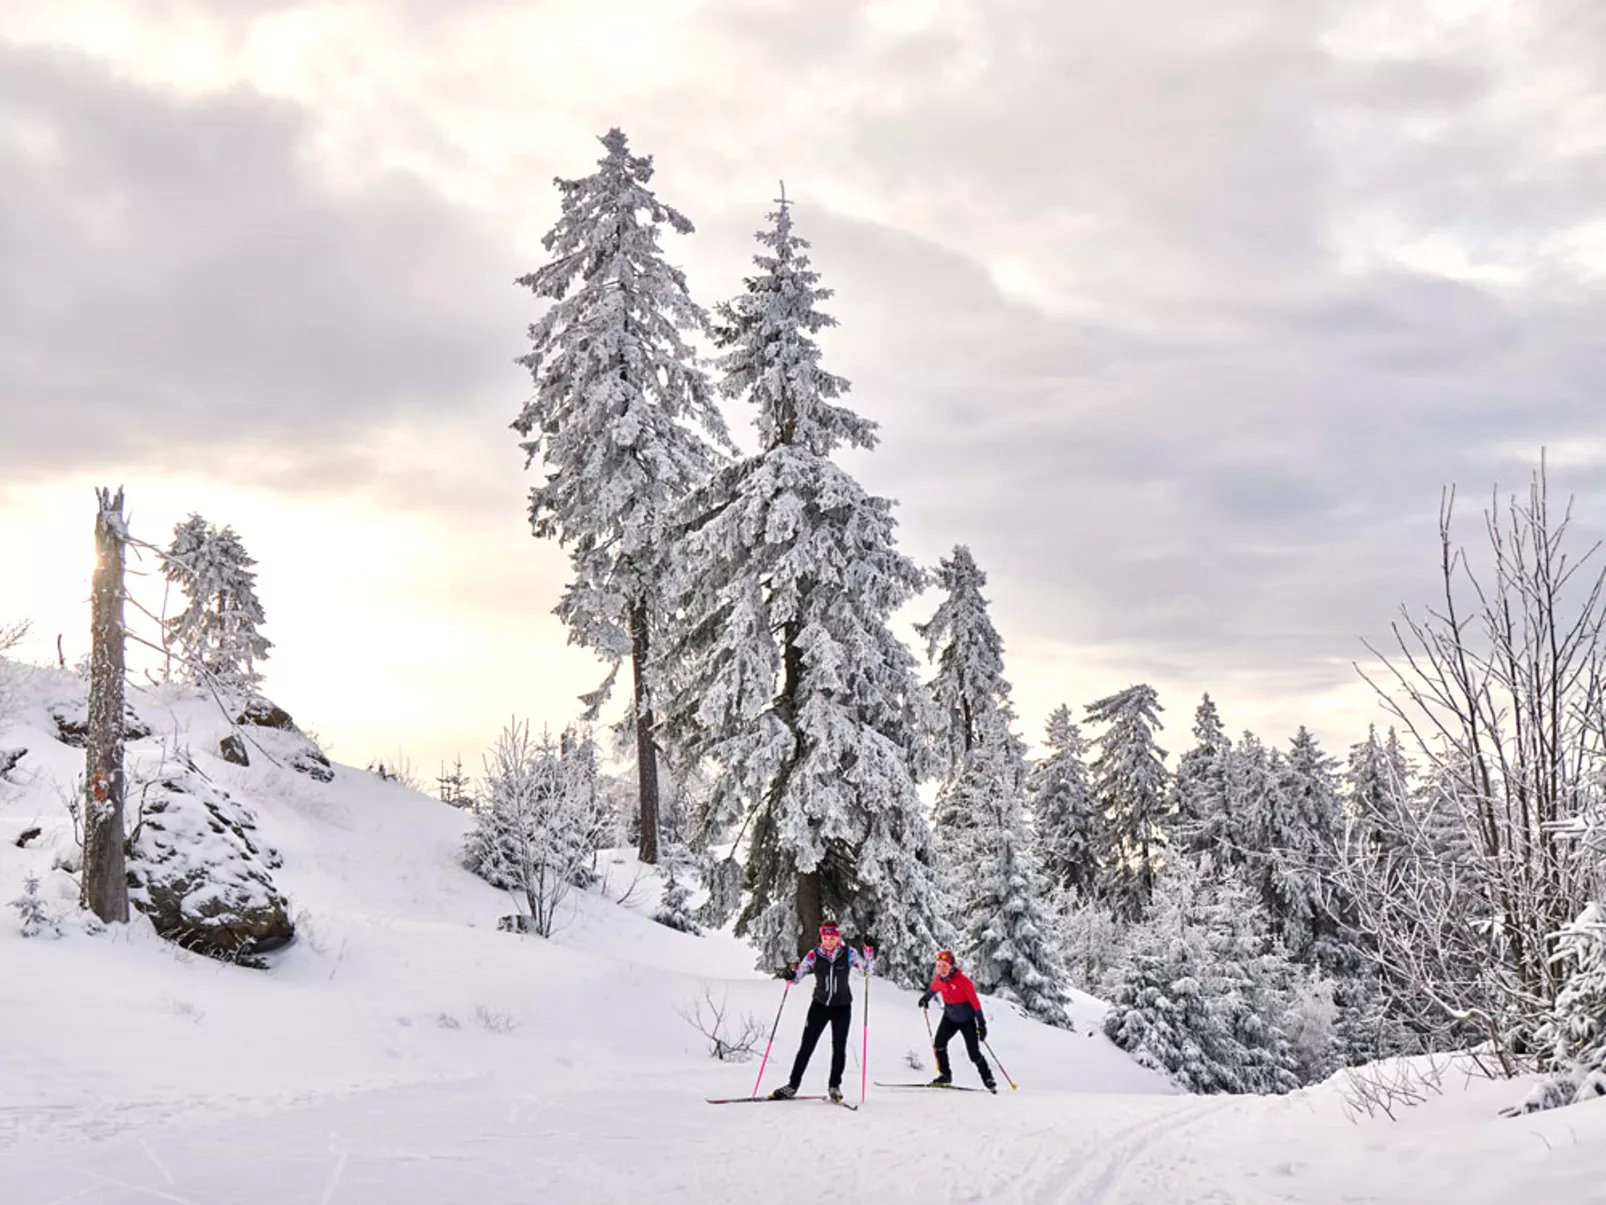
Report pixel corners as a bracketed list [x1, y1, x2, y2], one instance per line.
[2, 663, 1603, 1204]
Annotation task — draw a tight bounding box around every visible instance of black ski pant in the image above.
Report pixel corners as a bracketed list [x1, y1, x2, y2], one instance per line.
[789, 1001, 853, 1089]
[933, 1015, 992, 1082]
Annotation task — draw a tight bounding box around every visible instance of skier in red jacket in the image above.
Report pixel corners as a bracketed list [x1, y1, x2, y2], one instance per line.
[917, 950, 997, 1092]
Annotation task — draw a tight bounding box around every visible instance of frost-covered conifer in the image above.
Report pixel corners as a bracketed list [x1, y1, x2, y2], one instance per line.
[10, 874, 63, 939]
[962, 743, 1072, 1026]
[653, 844, 703, 935]
[1103, 857, 1301, 1094]
[513, 128, 729, 866]
[1173, 694, 1231, 859]
[1249, 727, 1345, 963]
[659, 195, 943, 985]
[163, 514, 271, 690]
[1086, 684, 1169, 919]
[917, 547, 1019, 777]
[1028, 706, 1103, 899]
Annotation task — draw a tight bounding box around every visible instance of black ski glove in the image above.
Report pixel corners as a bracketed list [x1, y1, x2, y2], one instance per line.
[976, 1018, 988, 1041]
[918, 990, 935, 1009]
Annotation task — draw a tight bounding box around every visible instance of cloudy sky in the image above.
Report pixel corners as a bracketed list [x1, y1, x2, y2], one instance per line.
[3, 0, 1604, 780]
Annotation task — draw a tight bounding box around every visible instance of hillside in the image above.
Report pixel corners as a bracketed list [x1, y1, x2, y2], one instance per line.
[1, 663, 1601, 1204]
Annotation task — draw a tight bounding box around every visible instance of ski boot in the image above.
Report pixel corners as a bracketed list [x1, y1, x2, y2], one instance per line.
[769, 1083, 797, 1100]
[927, 1074, 953, 1088]
[828, 1085, 843, 1102]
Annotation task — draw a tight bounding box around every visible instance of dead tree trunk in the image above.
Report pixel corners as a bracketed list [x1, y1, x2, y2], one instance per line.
[629, 601, 660, 866]
[82, 486, 131, 924]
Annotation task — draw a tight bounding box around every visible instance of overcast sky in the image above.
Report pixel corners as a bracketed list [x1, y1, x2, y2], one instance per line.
[3, 0, 1604, 779]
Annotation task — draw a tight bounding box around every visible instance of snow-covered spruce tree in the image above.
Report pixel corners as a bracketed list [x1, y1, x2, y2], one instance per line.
[914, 546, 1068, 1021]
[1028, 706, 1103, 899]
[1103, 855, 1301, 1095]
[465, 720, 600, 937]
[10, 875, 64, 939]
[1249, 727, 1346, 966]
[917, 546, 1019, 779]
[963, 746, 1072, 1026]
[653, 843, 703, 935]
[1086, 684, 1169, 920]
[512, 128, 729, 867]
[1344, 725, 1411, 867]
[163, 514, 272, 690]
[1172, 694, 1231, 860]
[658, 195, 944, 985]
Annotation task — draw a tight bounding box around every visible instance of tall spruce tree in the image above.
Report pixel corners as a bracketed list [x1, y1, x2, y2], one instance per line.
[1028, 706, 1103, 898]
[659, 195, 942, 985]
[919, 545, 1024, 851]
[162, 514, 272, 690]
[917, 546, 1068, 1023]
[512, 129, 729, 865]
[1086, 684, 1169, 919]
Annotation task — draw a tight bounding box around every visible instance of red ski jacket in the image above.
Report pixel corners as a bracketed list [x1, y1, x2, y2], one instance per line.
[925, 968, 984, 1025]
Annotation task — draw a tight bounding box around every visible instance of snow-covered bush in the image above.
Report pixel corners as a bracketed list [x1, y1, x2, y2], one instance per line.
[466, 720, 601, 937]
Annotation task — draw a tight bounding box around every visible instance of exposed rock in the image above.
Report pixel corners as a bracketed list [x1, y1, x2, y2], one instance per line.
[230, 698, 332, 781]
[234, 699, 296, 731]
[48, 703, 151, 748]
[125, 761, 293, 964]
[218, 734, 250, 766]
[0, 747, 24, 778]
[14, 826, 41, 848]
[290, 747, 334, 783]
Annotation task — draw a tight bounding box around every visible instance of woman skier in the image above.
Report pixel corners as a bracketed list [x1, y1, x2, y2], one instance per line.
[769, 922, 873, 1103]
[918, 949, 997, 1092]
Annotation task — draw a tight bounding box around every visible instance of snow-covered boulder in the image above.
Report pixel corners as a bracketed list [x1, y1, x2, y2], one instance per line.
[126, 760, 294, 963]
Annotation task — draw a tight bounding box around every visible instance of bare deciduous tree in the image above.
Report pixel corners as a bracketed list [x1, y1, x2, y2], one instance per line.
[1347, 459, 1606, 1070]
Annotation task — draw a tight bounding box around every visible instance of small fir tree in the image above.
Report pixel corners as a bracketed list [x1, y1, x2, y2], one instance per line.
[10, 875, 64, 939]
[163, 514, 272, 690]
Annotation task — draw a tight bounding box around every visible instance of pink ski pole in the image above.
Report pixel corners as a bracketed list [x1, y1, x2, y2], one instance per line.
[752, 979, 792, 1098]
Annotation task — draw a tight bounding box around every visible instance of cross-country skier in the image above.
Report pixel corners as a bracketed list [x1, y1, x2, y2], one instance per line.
[769, 922, 873, 1103]
[918, 950, 997, 1092]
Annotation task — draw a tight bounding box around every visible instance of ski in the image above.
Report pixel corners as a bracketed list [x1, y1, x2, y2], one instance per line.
[705, 1095, 828, 1104]
[828, 1099, 860, 1111]
[873, 1081, 991, 1093]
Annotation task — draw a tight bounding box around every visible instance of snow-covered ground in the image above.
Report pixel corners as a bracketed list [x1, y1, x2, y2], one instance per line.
[2, 663, 1602, 1204]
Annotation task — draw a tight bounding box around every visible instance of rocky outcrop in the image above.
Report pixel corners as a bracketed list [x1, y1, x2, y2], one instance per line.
[234, 698, 333, 782]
